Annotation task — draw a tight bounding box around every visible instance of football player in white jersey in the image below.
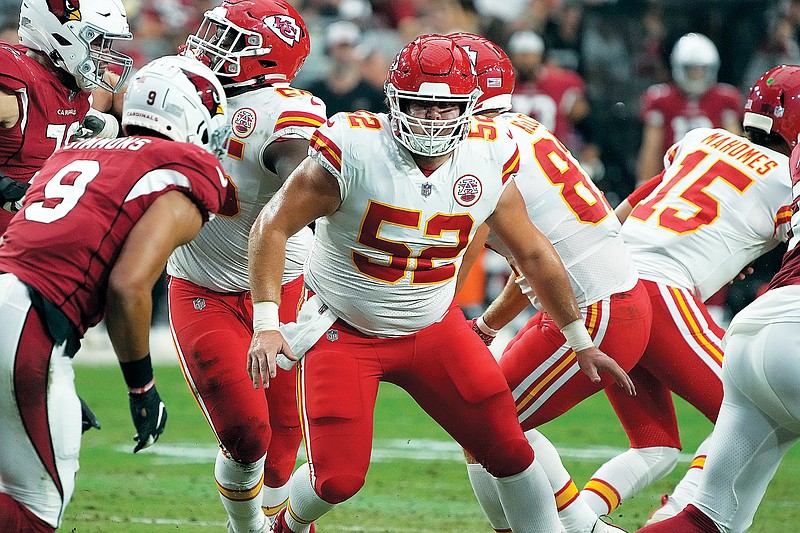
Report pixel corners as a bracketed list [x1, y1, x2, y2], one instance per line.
[166, 2, 326, 532]
[450, 33, 644, 533]
[638, 106, 800, 533]
[589, 65, 799, 524]
[246, 34, 635, 533]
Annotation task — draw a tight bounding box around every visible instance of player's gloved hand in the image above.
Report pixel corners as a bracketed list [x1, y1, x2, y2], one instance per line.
[79, 395, 101, 433]
[0, 175, 28, 212]
[129, 385, 167, 453]
[468, 316, 498, 346]
[75, 109, 119, 139]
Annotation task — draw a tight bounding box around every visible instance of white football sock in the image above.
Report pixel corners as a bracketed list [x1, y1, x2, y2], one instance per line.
[262, 479, 290, 523]
[215, 449, 267, 533]
[526, 429, 597, 533]
[581, 445, 679, 515]
[466, 462, 510, 530]
[666, 434, 715, 514]
[284, 463, 335, 532]
[495, 460, 562, 532]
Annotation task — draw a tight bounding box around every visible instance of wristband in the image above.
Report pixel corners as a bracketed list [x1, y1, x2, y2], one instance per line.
[253, 301, 280, 332]
[120, 354, 155, 393]
[561, 319, 594, 352]
[476, 315, 500, 336]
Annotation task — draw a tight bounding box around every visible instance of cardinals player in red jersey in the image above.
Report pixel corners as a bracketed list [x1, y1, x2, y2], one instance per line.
[636, 33, 742, 186]
[505, 30, 589, 153]
[450, 32, 641, 533]
[169, 2, 326, 532]
[0, 55, 234, 532]
[0, 0, 133, 233]
[637, 115, 800, 533]
[247, 34, 633, 533]
[581, 65, 800, 526]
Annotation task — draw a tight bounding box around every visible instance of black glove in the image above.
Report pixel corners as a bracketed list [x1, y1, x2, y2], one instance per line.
[0, 176, 28, 212]
[129, 385, 167, 453]
[75, 113, 107, 139]
[79, 395, 101, 433]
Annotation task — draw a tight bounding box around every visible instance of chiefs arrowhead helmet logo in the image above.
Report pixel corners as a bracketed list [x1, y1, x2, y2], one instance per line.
[182, 69, 224, 118]
[46, 0, 81, 23]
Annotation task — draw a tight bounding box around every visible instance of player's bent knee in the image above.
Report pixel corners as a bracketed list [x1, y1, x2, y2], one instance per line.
[316, 474, 365, 504]
[480, 437, 534, 478]
[632, 446, 680, 483]
[218, 424, 271, 463]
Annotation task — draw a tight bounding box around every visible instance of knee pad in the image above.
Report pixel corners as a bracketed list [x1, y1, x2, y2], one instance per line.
[316, 474, 365, 504]
[630, 446, 680, 484]
[218, 422, 271, 464]
[480, 437, 534, 478]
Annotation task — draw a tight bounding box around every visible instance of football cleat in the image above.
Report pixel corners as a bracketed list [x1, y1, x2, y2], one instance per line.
[644, 494, 677, 526]
[270, 507, 315, 533]
[590, 517, 627, 533]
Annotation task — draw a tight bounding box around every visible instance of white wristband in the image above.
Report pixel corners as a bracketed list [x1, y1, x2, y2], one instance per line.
[252, 301, 280, 332]
[476, 315, 499, 336]
[561, 319, 594, 352]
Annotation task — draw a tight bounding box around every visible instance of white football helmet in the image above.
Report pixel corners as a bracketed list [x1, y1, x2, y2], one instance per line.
[670, 33, 719, 98]
[122, 55, 231, 159]
[18, 0, 133, 92]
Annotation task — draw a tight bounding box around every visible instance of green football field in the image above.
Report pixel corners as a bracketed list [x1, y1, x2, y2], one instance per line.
[63, 362, 799, 532]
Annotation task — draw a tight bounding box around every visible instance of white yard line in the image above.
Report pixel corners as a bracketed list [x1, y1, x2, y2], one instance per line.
[123, 439, 698, 464]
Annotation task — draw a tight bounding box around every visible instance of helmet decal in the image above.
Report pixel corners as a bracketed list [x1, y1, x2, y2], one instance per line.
[184, 0, 310, 85]
[46, 0, 81, 22]
[183, 68, 225, 117]
[265, 14, 301, 47]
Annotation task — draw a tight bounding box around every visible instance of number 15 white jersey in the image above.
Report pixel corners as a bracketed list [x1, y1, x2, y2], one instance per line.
[621, 127, 793, 301]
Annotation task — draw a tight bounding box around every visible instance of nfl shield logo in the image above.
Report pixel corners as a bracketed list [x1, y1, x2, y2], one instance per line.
[421, 183, 433, 198]
[326, 329, 339, 342]
[193, 298, 206, 311]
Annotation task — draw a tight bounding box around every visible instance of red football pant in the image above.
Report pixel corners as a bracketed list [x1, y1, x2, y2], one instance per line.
[168, 276, 304, 485]
[605, 280, 724, 449]
[296, 303, 533, 504]
[501, 280, 652, 431]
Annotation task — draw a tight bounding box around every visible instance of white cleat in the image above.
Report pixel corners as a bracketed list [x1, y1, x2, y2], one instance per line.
[644, 494, 682, 526]
[590, 517, 627, 533]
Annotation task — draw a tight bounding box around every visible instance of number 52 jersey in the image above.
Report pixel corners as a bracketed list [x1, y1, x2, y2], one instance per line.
[621, 127, 793, 301]
[305, 112, 520, 337]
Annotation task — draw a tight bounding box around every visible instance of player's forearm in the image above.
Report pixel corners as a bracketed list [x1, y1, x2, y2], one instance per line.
[248, 216, 287, 305]
[481, 273, 530, 331]
[105, 284, 152, 364]
[517, 248, 582, 329]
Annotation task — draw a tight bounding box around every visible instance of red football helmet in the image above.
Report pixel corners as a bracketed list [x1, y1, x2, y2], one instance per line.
[744, 65, 800, 149]
[385, 34, 481, 156]
[449, 32, 514, 113]
[184, 0, 309, 86]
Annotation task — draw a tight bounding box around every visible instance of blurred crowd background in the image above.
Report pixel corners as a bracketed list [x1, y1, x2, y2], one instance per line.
[1, 0, 795, 330]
